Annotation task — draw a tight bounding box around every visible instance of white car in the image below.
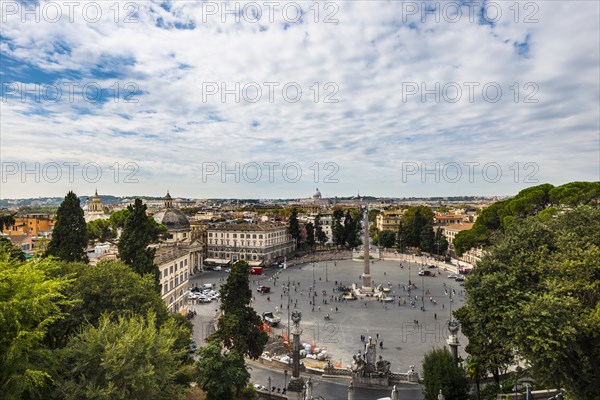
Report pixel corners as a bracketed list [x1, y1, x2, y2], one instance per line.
[447, 274, 457, 279]
[214, 266, 222, 271]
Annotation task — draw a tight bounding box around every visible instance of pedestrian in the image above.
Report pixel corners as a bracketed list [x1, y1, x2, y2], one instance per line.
[335, 307, 338, 312]
[376, 333, 379, 340]
[442, 304, 445, 309]
[380, 341, 383, 349]
[318, 306, 321, 312]
[434, 313, 437, 320]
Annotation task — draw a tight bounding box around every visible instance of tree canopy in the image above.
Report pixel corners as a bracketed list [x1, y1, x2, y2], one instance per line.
[209, 261, 268, 359]
[421, 347, 469, 400]
[455, 205, 600, 399]
[117, 199, 160, 286]
[45, 191, 88, 263]
[0, 258, 73, 399]
[56, 312, 189, 400]
[454, 182, 600, 255]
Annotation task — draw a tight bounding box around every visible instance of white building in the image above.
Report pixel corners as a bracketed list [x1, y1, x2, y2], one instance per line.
[156, 246, 191, 314]
[206, 222, 295, 266]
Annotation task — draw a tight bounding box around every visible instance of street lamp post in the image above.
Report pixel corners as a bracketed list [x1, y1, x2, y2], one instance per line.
[325, 260, 328, 282]
[421, 274, 425, 311]
[268, 376, 272, 399]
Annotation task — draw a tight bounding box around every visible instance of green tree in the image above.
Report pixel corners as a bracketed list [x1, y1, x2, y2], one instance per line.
[56, 312, 189, 400]
[454, 182, 600, 255]
[456, 206, 600, 399]
[0, 211, 16, 230]
[86, 219, 116, 243]
[45, 191, 88, 263]
[378, 230, 396, 248]
[305, 222, 315, 248]
[433, 227, 449, 256]
[0, 237, 26, 262]
[396, 220, 409, 252]
[403, 206, 435, 249]
[314, 214, 328, 247]
[419, 226, 435, 253]
[46, 260, 169, 348]
[421, 347, 469, 400]
[196, 342, 249, 400]
[0, 258, 73, 399]
[117, 199, 159, 286]
[287, 208, 300, 246]
[344, 210, 359, 248]
[209, 261, 267, 359]
[332, 210, 345, 248]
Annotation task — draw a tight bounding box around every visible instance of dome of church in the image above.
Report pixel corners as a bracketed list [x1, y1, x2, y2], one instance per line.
[312, 188, 322, 200]
[152, 191, 190, 232]
[153, 209, 190, 231]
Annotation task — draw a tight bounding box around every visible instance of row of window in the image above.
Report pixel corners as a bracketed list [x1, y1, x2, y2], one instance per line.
[162, 271, 189, 295]
[162, 258, 188, 278]
[208, 231, 287, 239]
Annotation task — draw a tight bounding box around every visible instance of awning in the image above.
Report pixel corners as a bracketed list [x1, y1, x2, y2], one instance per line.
[247, 260, 263, 266]
[204, 258, 231, 265]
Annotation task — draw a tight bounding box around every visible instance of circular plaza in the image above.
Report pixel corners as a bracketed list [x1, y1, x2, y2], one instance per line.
[190, 254, 469, 374]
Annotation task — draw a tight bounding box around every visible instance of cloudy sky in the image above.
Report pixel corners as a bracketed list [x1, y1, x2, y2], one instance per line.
[1, 0, 599, 199]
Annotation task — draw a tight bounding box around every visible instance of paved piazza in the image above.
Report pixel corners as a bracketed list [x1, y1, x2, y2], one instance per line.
[189, 253, 469, 375]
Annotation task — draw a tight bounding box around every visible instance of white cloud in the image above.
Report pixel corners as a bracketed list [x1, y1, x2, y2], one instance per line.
[1, 0, 598, 199]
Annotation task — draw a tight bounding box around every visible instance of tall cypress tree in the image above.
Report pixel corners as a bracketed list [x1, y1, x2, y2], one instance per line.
[118, 199, 159, 286]
[46, 191, 88, 263]
[288, 207, 300, 245]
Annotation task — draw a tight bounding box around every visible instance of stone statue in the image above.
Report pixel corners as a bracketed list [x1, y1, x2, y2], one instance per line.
[448, 318, 460, 335]
[438, 389, 445, 400]
[364, 336, 377, 366]
[292, 310, 302, 325]
[375, 355, 391, 376]
[351, 354, 366, 376]
[304, 377, 313, 400]
[391, 385, 399, 400]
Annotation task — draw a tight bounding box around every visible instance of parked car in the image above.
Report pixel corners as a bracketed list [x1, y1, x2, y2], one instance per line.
[418, 270, 432, 276]
[447, 274, 457, 279]
[455, 276, 465, 282]
[214, 266, 222, 271]
[190, 341, 197, 353]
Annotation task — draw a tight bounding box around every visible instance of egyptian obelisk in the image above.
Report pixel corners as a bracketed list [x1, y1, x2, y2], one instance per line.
[362, 207, 372, 292]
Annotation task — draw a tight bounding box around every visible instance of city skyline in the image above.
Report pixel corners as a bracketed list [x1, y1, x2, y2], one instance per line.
[1, 1, 599, 199]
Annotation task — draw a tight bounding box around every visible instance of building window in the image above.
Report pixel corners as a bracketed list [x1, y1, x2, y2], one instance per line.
[170, 265, 173, 274]
[175, 276, 179, 286]
[163, 283, 168, 294]
[184, 259, 188, 266]
[259, 235, 263, 239]
[164, 269, 168, 278]
[233, 234, 237, 238]
[180, 261, 183, 269]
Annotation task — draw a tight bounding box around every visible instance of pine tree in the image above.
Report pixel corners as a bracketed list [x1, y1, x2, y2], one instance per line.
[46, 191, 88, 263]
[117, 199, 159, 286]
